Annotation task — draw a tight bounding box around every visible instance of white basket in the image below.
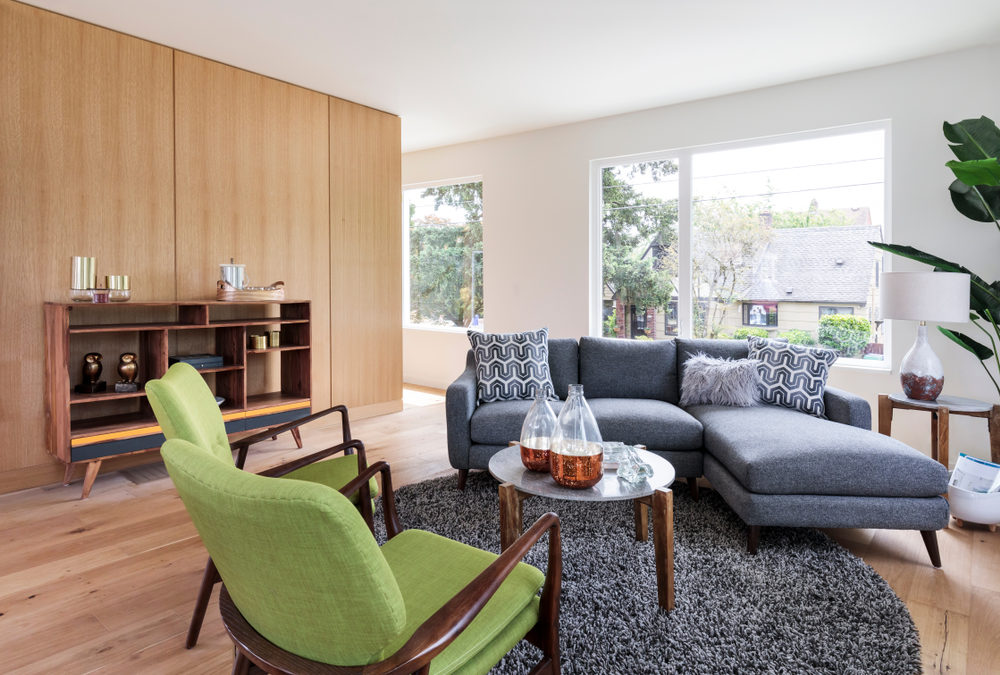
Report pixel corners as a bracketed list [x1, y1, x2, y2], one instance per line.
[948, 484, 1000, 525]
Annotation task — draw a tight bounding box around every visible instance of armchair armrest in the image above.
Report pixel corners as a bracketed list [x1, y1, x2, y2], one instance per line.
[257, 438, 367, 480]
[445, 352, 478, 470]
[379, 512, 562, 675]
[824, 386, 872, 429]
[338, 460, 402, 538]
[231, 404, 352, 469]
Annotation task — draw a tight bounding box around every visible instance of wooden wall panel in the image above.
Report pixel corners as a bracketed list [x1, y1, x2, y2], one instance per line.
[330, 99, 403, 411]
[0, 1, 174, 475]
[173, 52, 332, 409]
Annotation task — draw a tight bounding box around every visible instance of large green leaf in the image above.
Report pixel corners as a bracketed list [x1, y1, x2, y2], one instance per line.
[949, 179, 1000, 222]
[943, 116, 1000, 162]
[939, 327, 994, 361]
[867, 241, 1000, 319]
[946, 158, 1000, 187]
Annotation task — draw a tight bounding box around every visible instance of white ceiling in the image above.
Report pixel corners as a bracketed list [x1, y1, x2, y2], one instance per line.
[21, 1, 1000, 152]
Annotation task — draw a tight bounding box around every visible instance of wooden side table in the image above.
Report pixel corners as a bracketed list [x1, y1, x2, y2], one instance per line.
[877, 393, 1000, 469]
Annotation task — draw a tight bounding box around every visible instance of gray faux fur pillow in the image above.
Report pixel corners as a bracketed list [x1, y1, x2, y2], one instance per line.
[680, 353, 761, 407]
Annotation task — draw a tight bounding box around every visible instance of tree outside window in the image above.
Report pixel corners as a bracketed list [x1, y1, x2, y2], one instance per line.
[404, 181, 483, 329]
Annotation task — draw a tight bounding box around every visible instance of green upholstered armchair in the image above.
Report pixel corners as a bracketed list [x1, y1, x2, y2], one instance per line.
[162, 438, 563, 675]
[146, 362, 377, 649]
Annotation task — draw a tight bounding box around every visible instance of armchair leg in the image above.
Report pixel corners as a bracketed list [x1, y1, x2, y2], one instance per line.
[457, 469, 468, 491]
[186, 557, 221, 649]
[747, 525, 760, 555]
[232, 651, 250, 675]
[921, 530, 942, 568]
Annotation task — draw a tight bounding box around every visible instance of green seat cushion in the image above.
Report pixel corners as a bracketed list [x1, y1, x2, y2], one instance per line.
[380, 529, 544, 675]
[283, 453, 380, 502]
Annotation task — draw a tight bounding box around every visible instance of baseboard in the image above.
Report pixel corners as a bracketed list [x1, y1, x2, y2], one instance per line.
[0, 451, 165, 496]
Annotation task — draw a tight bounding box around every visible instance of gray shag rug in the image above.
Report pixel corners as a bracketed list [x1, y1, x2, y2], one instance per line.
[374, 472, 921, 674]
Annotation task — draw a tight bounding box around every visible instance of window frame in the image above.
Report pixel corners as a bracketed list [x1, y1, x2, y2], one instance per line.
[402, 175, 484, 333]
[589, 121, 892, 370]
[742, 302, 779, 328]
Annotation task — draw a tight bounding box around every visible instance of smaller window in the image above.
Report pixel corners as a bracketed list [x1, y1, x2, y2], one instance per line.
[819, 306, 854, 317]
[743, 302, 777, 327]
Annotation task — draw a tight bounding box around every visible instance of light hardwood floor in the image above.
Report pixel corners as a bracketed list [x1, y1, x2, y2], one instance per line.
[1, 389, 997, 673]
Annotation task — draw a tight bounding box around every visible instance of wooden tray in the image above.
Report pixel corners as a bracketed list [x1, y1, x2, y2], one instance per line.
[216, 280, 285, 301]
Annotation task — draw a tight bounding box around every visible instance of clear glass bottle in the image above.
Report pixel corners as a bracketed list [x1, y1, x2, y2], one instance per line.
[550, 384, 604, 488]
[519, 390, 557, 472]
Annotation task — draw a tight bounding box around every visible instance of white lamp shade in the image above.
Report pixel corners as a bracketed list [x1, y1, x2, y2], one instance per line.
[879, 271, 970, 322]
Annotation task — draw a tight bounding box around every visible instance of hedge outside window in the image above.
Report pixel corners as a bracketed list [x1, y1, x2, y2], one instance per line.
[743, 302, 778, 327]
[404, 180, 483, 330]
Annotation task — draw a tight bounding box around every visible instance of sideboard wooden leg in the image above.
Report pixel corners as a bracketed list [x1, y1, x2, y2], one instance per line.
[80, 460, 102, 499]
[62, 462, 75, 486]
[290, 427, 303, 449]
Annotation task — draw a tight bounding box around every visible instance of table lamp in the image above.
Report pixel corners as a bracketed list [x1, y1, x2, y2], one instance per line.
[880, 271, 971, 401]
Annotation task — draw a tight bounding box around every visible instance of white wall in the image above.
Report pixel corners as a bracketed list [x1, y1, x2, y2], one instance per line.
[402, 44, 1000, 463]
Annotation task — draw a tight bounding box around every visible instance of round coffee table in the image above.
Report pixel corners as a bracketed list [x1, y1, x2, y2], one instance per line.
[488, 444, 677, 610]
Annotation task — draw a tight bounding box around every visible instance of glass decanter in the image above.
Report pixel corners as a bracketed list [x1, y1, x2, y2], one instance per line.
[550, 384, 604, 488]
[519, 389, 557, 472]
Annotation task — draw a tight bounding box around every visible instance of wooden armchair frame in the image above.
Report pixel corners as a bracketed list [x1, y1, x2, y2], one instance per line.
[186, 405, 366, 649]
[222, 461, 563, 675]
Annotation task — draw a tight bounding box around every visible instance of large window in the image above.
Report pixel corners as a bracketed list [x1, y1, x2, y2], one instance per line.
[593, 123, 887, 365]
[403, 179, 483, 330]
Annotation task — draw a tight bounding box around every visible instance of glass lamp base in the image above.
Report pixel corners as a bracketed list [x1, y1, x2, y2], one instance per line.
[900, 324, 944, 401]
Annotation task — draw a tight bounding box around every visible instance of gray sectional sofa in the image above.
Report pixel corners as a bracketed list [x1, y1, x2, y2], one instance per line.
[446, 336, 950, 566]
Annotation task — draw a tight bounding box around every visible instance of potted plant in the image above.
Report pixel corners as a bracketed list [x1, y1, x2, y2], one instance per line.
[870, 116, 1000, 398]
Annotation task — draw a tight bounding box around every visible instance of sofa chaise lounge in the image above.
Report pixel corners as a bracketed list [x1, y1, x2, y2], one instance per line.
[446, 336, 949, 566]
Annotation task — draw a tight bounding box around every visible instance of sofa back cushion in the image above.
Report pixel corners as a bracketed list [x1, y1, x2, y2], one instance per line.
[547, 338, 580, 400]
[579, 337, 678, 403]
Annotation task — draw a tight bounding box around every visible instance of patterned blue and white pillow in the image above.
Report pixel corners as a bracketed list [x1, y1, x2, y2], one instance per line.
[747, 336, 838, 417]
[468, 328, 557, 403]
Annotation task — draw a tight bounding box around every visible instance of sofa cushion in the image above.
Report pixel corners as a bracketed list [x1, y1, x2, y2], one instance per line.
[468, 328, 557, 403]
[579, 337, 678, 403]
[547, 338, 579, 401]
[747, 336, 837, 418]
[471, 400, 565, 446]
[588, 398, 702, 451]
[687, 404, 949, 497]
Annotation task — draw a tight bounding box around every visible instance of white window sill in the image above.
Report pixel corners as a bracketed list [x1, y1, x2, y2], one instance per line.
[833, 357, 891, 372]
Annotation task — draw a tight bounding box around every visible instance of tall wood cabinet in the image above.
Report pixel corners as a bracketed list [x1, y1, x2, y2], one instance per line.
[45, 301, 313, 498]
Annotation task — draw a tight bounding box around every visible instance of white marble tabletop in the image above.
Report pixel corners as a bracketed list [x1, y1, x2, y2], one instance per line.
[888, 393, 994, 414]
[488, 445, 675, 502]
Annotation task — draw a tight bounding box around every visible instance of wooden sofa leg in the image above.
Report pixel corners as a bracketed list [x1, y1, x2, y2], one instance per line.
[687, 477, 700, 501]
[920, 530, 942, 568]
[747, 525, 760, 555]
[457, 469, 468, 491]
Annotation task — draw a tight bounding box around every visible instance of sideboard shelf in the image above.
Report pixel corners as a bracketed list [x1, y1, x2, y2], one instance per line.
[44, 299, 313, 498]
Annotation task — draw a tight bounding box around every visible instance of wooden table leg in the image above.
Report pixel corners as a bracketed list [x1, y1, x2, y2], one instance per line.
[499, 482, 526, 551]
[652, 487, 674, 611]
[878, 393, 892, 436]
[989, 405, 1000, 465]
[932, 407, 950, 469]
[634, 500, 649, 542]
[81, 460, 102, 499]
